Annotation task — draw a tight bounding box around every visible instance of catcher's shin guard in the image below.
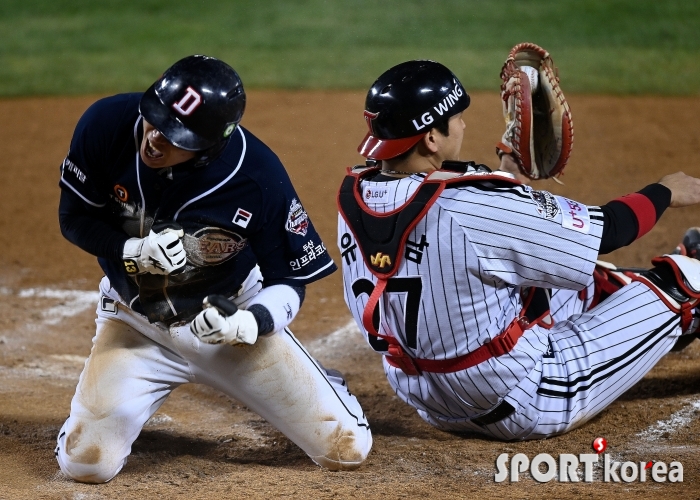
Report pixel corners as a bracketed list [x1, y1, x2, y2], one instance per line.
[587, 260, 640, 309]
[632, 255, 700, 335]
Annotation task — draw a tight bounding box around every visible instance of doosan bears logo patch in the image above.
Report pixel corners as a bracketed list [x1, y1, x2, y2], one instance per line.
[183, 227, 247, 267]
[285, 198, 309, 237]
[530, 190, 559, 219]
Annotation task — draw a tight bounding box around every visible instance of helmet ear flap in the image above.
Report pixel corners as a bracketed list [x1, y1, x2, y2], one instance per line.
[193, 137, 231, 168]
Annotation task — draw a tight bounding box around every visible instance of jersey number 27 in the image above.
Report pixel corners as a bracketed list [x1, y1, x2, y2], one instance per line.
[351, 277, 422, 351]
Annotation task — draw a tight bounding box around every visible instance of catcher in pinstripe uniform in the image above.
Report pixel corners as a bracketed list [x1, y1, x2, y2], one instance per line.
[337, 53, 700, 440]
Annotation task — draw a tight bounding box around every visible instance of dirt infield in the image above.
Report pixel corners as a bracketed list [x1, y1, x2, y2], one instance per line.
[0, 91, 699, 499]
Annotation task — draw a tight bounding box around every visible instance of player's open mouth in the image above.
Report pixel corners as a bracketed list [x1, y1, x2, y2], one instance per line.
[144, 139, 164, 159]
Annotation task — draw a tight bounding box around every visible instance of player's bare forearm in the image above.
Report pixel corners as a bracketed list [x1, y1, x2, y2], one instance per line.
[657, 172, 700, 208]
[498, 153, 531, 184]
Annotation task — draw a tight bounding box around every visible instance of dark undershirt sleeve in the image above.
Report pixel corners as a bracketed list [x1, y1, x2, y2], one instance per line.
[598, 183, 672, 255]
[58, 188, 130, 261]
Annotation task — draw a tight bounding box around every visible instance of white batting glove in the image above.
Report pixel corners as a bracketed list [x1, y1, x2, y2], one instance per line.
[190, 305, 258, 346]
[122, 228, 186, 275]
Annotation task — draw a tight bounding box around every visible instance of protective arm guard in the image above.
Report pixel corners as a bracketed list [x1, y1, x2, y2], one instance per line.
[635, 255, 700, 333]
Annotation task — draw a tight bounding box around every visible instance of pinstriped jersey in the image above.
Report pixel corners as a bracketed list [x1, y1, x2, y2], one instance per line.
[338, 171, 604, 420]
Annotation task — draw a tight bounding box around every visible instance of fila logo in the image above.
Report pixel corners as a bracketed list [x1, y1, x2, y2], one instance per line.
[172, 86, 202, 116]
[370, 252, 391, 269]
[233, 208, 252, 228]
[364, 110, 379, 135]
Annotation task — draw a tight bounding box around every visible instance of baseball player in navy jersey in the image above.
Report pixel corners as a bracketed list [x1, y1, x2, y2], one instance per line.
[55, 55, 371, 483]
[337, 60, 700, 440]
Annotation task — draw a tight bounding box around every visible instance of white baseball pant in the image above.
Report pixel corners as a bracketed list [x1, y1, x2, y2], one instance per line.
[55, 274, 371, 483]
[441, 280, 685, 440]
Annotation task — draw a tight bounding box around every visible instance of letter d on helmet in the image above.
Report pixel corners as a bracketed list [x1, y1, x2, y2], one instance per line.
[139, 55, 246, 151]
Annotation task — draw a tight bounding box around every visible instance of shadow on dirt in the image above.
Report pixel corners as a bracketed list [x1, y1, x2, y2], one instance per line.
[618, 372, 700, 401]
[131, 430, 219, 458]
[130, 429, 309, 468]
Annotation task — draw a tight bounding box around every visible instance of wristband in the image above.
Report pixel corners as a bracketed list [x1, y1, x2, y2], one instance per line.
[246, 284, 301, 334]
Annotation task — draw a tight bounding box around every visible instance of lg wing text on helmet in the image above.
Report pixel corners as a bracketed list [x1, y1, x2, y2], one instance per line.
[411, 84, 465, 131]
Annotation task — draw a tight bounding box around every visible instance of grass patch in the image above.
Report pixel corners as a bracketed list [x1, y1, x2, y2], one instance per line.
[0, 0, 699, 96]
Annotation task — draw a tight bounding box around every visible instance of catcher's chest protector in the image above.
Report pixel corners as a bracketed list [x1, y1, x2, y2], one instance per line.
[338, 167, 522, 279]
[338, 170, 443, 280]
[337, 167, 521, 337]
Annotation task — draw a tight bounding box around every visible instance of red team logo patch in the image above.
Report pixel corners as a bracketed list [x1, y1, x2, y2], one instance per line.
[363, 110, 379, 135]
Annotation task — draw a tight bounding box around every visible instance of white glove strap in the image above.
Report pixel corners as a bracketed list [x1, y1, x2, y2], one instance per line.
[123, 238, 145, 259]
[247, 284, 301, 333]
[122, 238, 147, 275]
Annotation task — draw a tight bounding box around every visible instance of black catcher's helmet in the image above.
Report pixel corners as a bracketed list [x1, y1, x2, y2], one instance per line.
[140, 55, 246, 151]
[358, 60, 470, 160]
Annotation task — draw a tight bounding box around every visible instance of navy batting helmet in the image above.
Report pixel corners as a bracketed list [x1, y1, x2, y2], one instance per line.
[358, 60, 470, 160]
[139, 55, 246, 151]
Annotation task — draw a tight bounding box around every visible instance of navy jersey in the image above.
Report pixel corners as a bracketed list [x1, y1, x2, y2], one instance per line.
[59, 93, 336, 324]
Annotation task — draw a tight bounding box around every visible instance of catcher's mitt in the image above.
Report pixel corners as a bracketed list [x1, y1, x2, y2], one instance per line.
[497, 43, 573, 180]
